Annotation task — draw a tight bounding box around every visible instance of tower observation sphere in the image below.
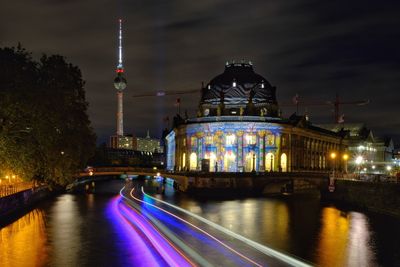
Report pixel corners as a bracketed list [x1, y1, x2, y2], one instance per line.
[114, 75, 127, 91]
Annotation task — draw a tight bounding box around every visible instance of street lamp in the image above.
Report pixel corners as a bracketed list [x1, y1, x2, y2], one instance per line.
[387, 165, 392, 173]
[355, 156, 363, 178]
[330, 152, 337, 177]
[342, 153, 349, 173]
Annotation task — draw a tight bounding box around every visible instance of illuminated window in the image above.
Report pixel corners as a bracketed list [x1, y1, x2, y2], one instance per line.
[191, 137, 197, 147]
[205, 152, 217, 172]
[224, 152, 236, 172]
[205, 135, 213, 145]
[190, 152, 197, 171]
[226, 134, 236, 145]
[280, 153, 287, 172]
[266, 153, 274, 171]
[267, 135, 275, 146]
[182, 153, 186, 168]
[245, 152, 256, 172]
[245, 134, 256, 145]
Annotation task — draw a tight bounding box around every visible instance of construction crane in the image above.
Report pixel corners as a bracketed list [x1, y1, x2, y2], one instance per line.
[330, 94, 369, 123]
[282, 93, 369, 123]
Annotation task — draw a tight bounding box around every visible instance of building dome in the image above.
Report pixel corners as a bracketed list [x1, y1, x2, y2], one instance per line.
[199, 62, 279, 117]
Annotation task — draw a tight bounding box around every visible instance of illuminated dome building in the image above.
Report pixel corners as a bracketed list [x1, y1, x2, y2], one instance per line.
[166, 62, 347, 173]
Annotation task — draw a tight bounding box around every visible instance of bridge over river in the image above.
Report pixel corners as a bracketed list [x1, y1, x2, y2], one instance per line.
[75, 167, 332, 195]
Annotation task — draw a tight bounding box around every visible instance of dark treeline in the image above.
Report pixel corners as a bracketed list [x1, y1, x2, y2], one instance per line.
[0, 45, 96, 186]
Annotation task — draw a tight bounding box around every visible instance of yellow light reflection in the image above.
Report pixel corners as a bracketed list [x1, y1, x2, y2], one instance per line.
[262, 201, 289, 251]
[0, 209, 49, 267]
[315, 207, 349, 266]
[315, 208, 378, 266]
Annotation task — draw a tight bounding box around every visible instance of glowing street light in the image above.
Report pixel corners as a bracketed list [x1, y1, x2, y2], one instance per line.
[355, 156, 363, 165]
[330, 152, 337, 179]
[355, 156, 363, 178]
[342, 153, 349, 173]
[386, 166, 392, 171]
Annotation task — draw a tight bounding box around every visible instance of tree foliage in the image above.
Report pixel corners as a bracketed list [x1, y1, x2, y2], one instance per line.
[0, 45, 96, 186]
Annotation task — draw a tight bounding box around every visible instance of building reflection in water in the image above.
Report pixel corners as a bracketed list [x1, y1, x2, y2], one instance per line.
[48, 194, 82, 266]
[261, 201, 289, 252]
[315, 207, 377, 267]
[0, 209, 49, 267]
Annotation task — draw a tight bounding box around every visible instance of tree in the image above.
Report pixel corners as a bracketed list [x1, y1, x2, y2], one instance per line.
[0, 45, 96, 186]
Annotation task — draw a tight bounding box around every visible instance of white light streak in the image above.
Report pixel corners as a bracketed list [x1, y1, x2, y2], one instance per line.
[141, 187, 312, 267]
[128, 188, 263, 267]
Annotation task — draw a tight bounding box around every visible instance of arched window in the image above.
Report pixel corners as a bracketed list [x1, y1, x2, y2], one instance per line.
[190, 152, 197, 171]
[245, 152, 256, 172]
[224, 151, 237, 172]
[205, 152, 217, 172]
[280, 153, 287, 172]
[266, 152, 274, 171]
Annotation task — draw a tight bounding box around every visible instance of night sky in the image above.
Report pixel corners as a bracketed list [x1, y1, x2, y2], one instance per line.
[2, 1, 400, 145]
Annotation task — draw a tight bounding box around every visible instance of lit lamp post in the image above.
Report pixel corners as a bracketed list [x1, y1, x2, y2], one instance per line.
[330, 152, 337, 178]
[342, 153, 349, 174]
[387, 165, 392, 174]
[355, 156, 363, 179]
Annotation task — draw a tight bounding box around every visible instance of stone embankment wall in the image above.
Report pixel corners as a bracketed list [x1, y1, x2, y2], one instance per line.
[0, 187, 50, 220]
[322, 180, 400, 218]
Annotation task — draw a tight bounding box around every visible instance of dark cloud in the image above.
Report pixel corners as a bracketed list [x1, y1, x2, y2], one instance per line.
[1, 0, 400, 144]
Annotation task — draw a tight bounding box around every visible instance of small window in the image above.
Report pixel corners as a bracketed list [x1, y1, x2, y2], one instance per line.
[226, 134, 236, 145]
[205, 135, 213, 145]
[267, 135, 275, 146]
[246, 134, 256, 145]
[191, 137, 197, 147]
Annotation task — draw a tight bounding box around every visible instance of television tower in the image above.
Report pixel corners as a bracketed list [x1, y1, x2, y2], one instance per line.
[113, 19, 127, 136]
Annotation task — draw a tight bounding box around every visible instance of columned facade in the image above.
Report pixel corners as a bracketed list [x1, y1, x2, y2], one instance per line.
[166, 119, 346, 173]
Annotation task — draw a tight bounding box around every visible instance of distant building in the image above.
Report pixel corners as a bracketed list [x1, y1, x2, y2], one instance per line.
[90, 144, 164, 168]
[136, 130, 164, 153]
[319, 123, 395, 172]
[109, 135, 136, 150]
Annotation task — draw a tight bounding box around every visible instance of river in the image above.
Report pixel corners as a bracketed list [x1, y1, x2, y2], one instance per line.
[1, 179, 399, 266]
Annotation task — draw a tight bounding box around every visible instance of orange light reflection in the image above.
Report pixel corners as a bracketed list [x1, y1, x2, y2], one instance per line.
[0, 209, 49, 267]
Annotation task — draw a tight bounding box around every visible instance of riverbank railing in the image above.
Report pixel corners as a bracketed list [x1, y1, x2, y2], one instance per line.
[0, 182, 34, 198]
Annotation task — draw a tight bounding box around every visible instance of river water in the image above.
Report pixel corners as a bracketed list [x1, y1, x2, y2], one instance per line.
[1, 180, 399, 267]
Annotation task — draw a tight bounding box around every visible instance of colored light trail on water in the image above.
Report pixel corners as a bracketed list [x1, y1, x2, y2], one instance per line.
[112, 185, 312, 266]
[140, 186, 312, 267]
[127, 187, 264, 267]
[106, 196, 195, 267]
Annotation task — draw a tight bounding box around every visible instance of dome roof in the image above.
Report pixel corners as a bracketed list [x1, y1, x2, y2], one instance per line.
[200, 62, 277, 106]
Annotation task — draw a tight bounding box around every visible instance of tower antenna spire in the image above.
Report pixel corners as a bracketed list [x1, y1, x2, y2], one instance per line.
[118, 18, 123, 69]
